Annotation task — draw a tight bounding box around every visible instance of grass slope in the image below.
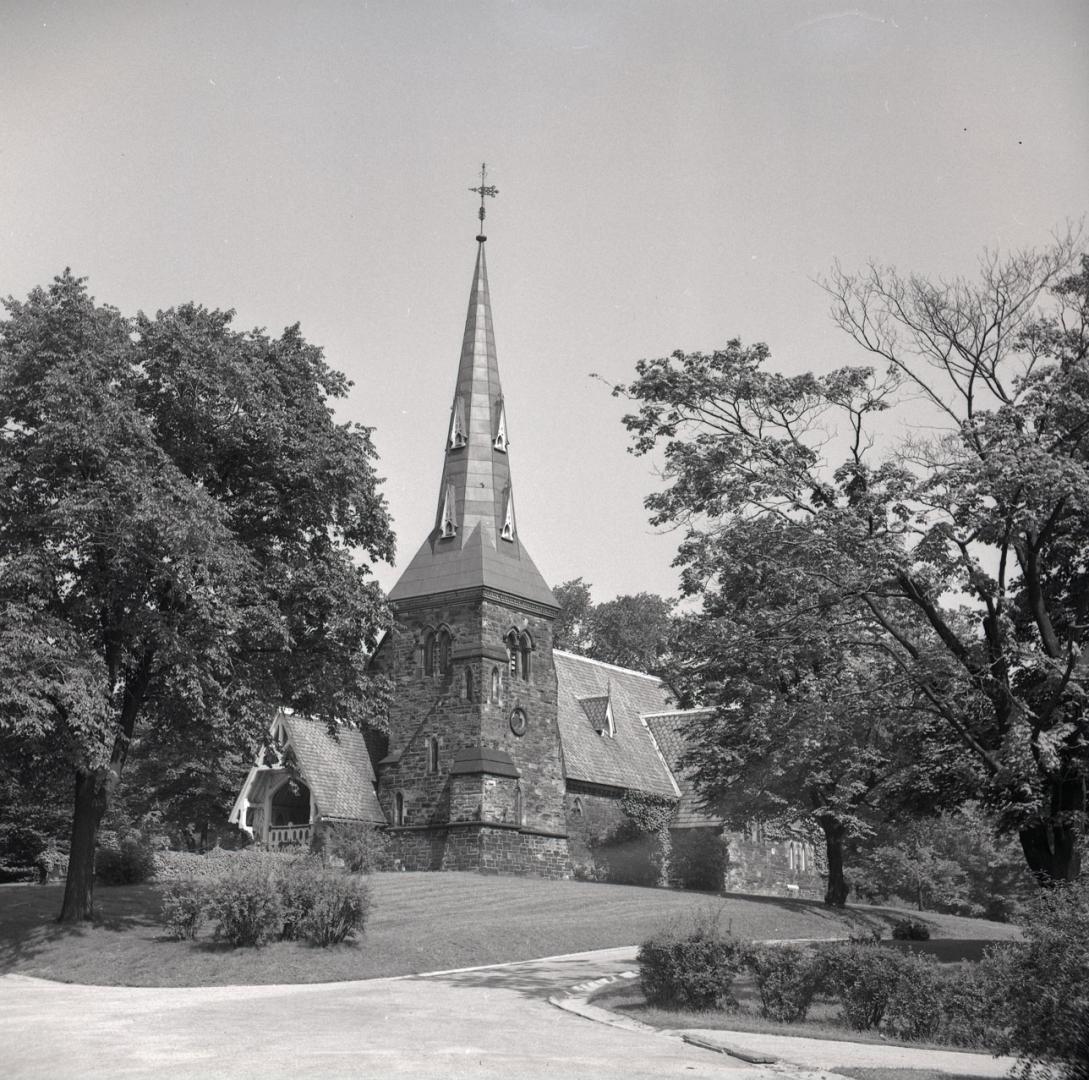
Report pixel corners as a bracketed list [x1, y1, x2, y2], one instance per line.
[0, 872, 1021, 987]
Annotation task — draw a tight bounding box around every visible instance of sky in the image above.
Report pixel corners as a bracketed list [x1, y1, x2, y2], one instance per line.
[1, 0, 1086, 603]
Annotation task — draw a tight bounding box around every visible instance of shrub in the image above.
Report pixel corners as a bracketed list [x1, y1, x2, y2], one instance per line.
[296, 869, 370, 946]
[95, 835, 157, 885]
[325, 822, 392, 874]
[825, 943, 908, 1030]
[160, 881, 207, 940]
[639, 909, 750, 1011]
[205, 855, 284, 947]
[747, 944, 827, 1022]
[980, 879, 1089, 1080]
[936, 964, 1003, 1049]
[891, 917, 930, 941]
[881, 952, 943, 1040]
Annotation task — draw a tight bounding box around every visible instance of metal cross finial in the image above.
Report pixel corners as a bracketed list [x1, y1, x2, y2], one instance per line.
[469, 162, 498, 237]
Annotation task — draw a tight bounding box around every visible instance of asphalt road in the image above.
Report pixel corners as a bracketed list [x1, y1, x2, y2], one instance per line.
[0, 948, 771, 1080]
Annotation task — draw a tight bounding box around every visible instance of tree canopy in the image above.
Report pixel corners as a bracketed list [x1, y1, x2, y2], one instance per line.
[552, 579, 675, 675]
[0, 272, 394, 919]
[617, 234, 1088, 888]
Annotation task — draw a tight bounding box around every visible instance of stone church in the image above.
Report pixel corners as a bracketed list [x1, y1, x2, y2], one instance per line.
[231, 224, 818, 895]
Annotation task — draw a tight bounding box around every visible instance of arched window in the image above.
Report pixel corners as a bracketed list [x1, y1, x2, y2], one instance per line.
[519, 632, 532, 681]
[394, 792, 405, 826]
[423, 630, 436, 676]
[427, 736, 439, 775]
[572, 796, 583, 817]
[506, 630, 519, 677]
[490, 666, 501, 704]
[438, 627, 452, 674]
[464, 667, 474, 702]
[513, 783, 523, 826]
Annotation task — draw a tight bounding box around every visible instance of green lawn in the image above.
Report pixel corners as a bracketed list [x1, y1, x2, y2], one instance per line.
[0, 872, 1021, 987]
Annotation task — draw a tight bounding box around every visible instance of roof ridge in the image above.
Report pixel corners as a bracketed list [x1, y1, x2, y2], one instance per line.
[642, 707, 715, 718]
[553, 649, 664, 682]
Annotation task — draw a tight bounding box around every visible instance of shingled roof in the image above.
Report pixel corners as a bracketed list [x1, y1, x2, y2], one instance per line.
[642, 709, 720, 828]
[555, 651, 680, 799]
[279, 714, 385, 824]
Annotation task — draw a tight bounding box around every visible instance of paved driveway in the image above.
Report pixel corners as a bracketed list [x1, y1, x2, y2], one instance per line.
[1, 949, 770, 1079]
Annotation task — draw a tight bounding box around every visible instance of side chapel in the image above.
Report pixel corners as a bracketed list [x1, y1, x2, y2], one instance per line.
[231, 189, 818, 896]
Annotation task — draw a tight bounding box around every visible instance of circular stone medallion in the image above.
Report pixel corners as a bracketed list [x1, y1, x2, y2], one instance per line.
[509, 707, 527, 737]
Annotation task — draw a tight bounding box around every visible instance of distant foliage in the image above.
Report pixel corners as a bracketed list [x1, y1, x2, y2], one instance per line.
[890, 917, 930, 941]
[95, 835, 157, 885]
[638, 908, 750, 1011]
[325, 822, 392, 874]
[670, 829, 727, 891]
[746, 944, 827, 1022]
[981, 879, 1089, 1080]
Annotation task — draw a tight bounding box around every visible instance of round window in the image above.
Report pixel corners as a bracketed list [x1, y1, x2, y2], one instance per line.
[509, 707, 527, 737]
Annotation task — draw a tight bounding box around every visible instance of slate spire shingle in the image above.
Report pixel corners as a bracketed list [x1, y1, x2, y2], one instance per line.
[388, 238, 558, 609]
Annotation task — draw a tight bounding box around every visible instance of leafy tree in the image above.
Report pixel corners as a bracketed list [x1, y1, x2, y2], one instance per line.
[552, 577, 594, 654]
[0, 272, 394, 921]
[616, 233, 1088, 887]
[552, 578, 675, 675]
[592, 592, 676, 675]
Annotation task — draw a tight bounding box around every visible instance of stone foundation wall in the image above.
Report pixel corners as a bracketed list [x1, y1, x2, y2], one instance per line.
[388, 822, 570, 878]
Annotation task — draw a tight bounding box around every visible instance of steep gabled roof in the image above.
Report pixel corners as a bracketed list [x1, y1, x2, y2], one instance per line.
[555, 651, 680, 798]
[642, 709, 721, 828]
[388, 240, 557, 610]
[279, 714, 385, 823]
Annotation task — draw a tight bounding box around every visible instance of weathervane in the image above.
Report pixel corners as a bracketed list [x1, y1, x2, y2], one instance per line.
[469, 162, 498, 240]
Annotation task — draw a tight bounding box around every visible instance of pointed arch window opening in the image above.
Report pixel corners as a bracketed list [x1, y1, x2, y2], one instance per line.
[513, 782, 524, 827]
[493, 398, 508, 453]
[426, 736, 440, 775]
[519, 632, 532, 681]
[423, 629, 437, 676]
[448, 395, 468, 449]
[394, 791, 405, 827]
[437, 627, 452, 675]
[490, 666, 501, 704]
[464, 667, 474, 702]
[440, 483, 458, 539]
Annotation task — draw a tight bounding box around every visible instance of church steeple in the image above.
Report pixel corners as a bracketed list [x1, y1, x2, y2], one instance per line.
[388, 225, 557, 610]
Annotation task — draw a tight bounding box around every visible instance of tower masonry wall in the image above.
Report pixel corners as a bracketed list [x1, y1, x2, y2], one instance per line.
[374, 589, 569, 876]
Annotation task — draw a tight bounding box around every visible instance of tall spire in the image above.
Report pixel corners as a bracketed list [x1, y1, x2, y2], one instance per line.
[388, 210, 557, 610]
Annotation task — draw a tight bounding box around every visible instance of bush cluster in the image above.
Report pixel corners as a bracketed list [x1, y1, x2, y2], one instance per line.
[96, 835, 157, 885]
[891, 917, 931, 941]
[638, 910, 750, 1011]
[747, 943, 826, 1022]
[160, 853, 370, 948]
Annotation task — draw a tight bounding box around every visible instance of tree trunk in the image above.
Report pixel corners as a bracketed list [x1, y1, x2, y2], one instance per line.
[1020, 822, 1082, 885]
[1019, 773, 1085, 886]
[820, 818, 849, 908]
[58, 771, 110, 923]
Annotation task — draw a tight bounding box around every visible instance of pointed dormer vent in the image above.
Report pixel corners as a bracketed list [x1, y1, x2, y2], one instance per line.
[449, 395, 468, 449]
[440, 483, 457, 538]
[493, 398, 508, 452]
[579, 687, 615, 738]
[500, 488, 516, 542]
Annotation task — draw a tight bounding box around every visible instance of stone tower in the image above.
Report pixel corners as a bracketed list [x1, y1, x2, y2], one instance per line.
[374, 228, 570, 877]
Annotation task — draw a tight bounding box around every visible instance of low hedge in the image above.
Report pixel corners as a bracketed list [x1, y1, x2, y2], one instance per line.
[160, 853, 371, 948]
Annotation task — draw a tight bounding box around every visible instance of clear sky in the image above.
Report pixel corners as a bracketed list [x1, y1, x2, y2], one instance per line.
[2, 1, 1086, 602]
